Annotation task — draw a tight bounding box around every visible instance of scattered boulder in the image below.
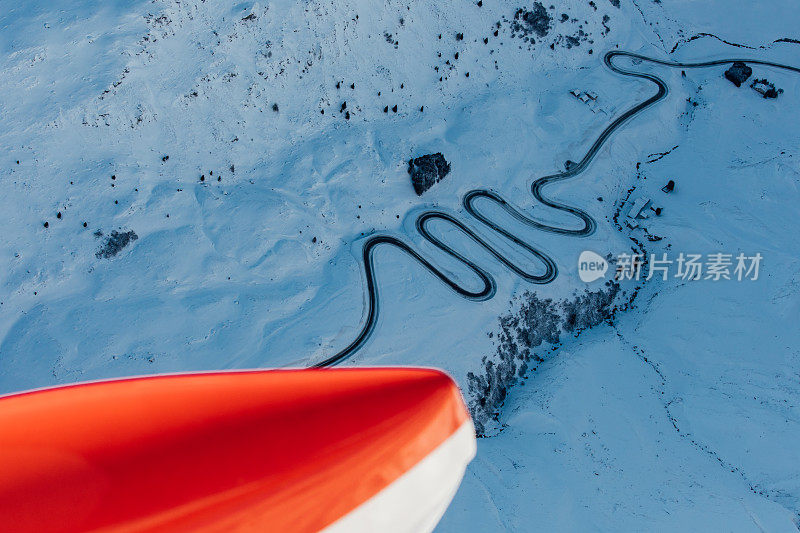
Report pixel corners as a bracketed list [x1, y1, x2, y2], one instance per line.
[408, 153, 451, 195]
[724, 61, 752, 87]
[96, 230, 138, 259]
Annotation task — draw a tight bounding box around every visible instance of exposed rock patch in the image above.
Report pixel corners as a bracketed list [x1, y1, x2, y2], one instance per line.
[510, 3, 552, 40]
[96, 230, 138, 259]
[724, 61, 752, 87]
[467, 281, 624, 435]
[408, 153, 451, 195]
[499, 2, 606, 53]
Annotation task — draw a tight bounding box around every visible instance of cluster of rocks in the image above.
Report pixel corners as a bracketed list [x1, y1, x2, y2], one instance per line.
[428, 1, 614, 86]
[466, 282, 622, 435]
[96, 230, 139, 259]
[407, 153, 451, 195]
[498, 1, 611, 54]
[510, 3, 552, 40]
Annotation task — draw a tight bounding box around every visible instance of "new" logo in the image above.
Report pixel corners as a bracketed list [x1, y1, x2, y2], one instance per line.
[578, 251, 608, 283]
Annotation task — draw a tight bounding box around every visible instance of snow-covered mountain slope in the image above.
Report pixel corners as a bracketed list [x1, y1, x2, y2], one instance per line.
[440, 4, 800, 529]
[2, 0, 800, 529]
[0, 0, 638, 385]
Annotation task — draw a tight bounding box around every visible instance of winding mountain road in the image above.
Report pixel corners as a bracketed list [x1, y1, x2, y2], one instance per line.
[312, 50, 800, 368]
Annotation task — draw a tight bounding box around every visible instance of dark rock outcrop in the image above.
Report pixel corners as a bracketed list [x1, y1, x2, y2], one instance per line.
[511, 2, 552, 39]
[724, 61, 752, 87]
[96, 230, 138, 258]
[466, 282, 621, 435]
[408, 153, 451, 195]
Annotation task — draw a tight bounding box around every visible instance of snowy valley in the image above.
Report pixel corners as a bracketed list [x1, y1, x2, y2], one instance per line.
[1, 0, 800, 530]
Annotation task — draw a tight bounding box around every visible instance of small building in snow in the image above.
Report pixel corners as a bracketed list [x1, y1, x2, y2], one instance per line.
[627, 197, 652, 220]
[569, 90, 602, 113]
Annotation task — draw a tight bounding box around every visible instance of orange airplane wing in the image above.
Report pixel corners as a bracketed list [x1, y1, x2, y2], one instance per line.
[0, 368, 475, 532]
